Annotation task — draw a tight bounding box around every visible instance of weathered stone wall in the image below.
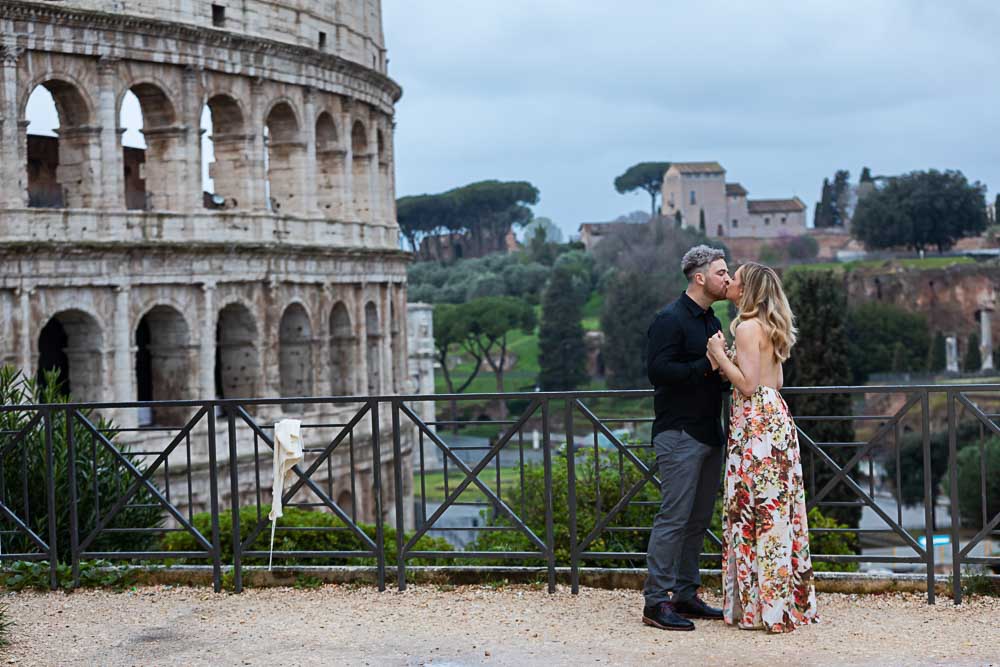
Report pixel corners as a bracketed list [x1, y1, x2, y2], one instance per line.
[845, 261, 1000, 358]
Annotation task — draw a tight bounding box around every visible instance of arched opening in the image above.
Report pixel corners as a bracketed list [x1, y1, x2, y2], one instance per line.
[337, 489, 355, 521]
[25, 80, 97, 208]
[315, 111, 345, 218]
[120, 83, 181, 210]
[135, 305, 192, 426]
[36, 310, 103, 402]
[365, 301, 381, 395]
[351, 120, 371, 221]
[264, 102, 305, 215]
[215, 303, 260, 400]
[329, 302, 354, 395]
[279, 303, 314, 403]
[202, 94, 247, 210]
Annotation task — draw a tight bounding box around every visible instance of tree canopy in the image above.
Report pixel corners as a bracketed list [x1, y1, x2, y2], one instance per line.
[613, 162, 671, 218]
[851, 169, 988, 252]
[397, 180, 540, 258]
[538, 266, 588, 391]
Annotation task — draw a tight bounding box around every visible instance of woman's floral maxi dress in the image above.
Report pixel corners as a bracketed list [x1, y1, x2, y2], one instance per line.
[722, 351, 819, 633]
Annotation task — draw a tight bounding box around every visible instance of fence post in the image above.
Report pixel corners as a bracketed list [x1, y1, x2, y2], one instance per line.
[43, 408, 58, 590]
[207, 406, 223, 593]
[947, 391, 961, 604]
[920, 392, 935, 604]
[541, 398, 556, 593]
[391, 399, 406, 591]
[227, 406, 243, 593]
[370, 400, 386, 592]
[65, 408, 81, 588]
[565, 398, 579, 594]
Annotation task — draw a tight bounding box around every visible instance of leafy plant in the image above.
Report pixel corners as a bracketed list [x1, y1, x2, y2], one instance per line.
[161, 504, 454, 566]
[0, 366, 162, 561]
[0, 559, 137, 591]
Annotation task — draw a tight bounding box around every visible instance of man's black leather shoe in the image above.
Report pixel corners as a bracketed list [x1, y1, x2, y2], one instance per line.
[672, 596, 724, 620]
[642, 602, 695, 631]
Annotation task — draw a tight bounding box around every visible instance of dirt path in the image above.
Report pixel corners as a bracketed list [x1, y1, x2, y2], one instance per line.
[2, 585, 998, 666]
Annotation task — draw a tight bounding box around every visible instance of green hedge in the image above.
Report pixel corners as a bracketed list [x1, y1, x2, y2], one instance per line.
[161, 504, 454, 566]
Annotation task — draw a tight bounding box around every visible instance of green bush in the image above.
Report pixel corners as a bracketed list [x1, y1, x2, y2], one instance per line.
[956, 437, 1000, 528]
[0, 366, 162, 560]
[161, 504, 454, 566]
[471, 447, 854, 570]
[0, 559, 138, 591]
[846, 303, 930, 383]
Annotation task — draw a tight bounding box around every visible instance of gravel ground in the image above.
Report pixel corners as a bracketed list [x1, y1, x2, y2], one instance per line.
[1, 585, 998, 666]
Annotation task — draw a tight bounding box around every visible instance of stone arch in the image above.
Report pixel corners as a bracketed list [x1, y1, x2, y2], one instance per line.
[23, 77, 99, 208]
[203, 93, 249, 209]
[265, 100, 305, 214]
[365, 300, 381, 394]
[215, 302, 261, 399]
[279, 302, 314, 400]
[315, 110, 345, 218]
[351, 119, 371, 221]
[329, 301, 354, 395]
[119, 81, 183, 211]
[337, 489, 355, 521]
[36, 309, 103, 402]
[376, 126, 389, 223]
[135, 304, 192, 425]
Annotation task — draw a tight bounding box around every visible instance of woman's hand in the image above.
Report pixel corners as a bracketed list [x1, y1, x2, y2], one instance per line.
[706, 330, 727, 361]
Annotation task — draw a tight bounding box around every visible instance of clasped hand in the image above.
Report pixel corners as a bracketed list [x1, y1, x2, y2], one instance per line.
[706, 331, 727, 366]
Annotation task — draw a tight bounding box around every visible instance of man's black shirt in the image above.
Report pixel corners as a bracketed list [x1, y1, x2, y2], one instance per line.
[647, 292, 727, 446]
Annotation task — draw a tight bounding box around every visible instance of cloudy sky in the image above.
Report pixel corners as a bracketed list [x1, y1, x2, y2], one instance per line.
[383, 0, 1000, 239]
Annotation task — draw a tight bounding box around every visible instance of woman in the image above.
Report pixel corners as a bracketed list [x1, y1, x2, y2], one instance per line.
[706, 262, 818, 633]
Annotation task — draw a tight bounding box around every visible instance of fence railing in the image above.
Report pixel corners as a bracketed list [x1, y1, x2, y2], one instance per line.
[0, 385, 997, 604]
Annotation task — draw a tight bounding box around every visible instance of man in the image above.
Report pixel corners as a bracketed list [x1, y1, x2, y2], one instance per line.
[642, 245, 730, 632]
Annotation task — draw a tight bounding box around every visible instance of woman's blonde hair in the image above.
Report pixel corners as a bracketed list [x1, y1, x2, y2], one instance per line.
[730, 262, 797, 362]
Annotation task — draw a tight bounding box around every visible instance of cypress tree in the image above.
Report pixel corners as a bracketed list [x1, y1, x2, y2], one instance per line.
[538, 267, 588, 390]
[782, 270, 860, 528]
[963, 333, 982, 373]
[600, 270, 664, 389]
[929, 332, 947, 372]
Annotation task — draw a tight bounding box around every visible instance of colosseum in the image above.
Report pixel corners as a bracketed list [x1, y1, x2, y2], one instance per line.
[0, 0, 420, 527]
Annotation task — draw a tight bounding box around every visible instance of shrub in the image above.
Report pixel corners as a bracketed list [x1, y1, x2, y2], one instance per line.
[161, 504, 454, 566]
[787, 235, 820, 261]
[0, 366, 161, 561]
[964, 333, 982, 372]
[846, 302, 930, 383]
[956, 437, 1000, 528]
[0, 559, 138, 591]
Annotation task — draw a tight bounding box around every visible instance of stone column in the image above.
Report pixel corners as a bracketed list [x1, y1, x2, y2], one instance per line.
[113, 285, 137, 427]
[17, 286, 32, 374]
[97, 57, 123, 209]
[981, 309, 995, 372]
[200, 282, 217, 399]
[302, 87, 318, 215]
[250, 78, 269, 211]
[340, 101, 355, 226]
[180, 65, 204, 211]
[367, 121, 379, 225]
[945, 335, 959, 374]
[354, 285, 368, 395]
[381, 284, 392, 394]
[0, 44, 25, 208]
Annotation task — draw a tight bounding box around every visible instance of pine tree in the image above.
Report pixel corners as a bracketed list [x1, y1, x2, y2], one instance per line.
[538, 267, 588, 391]
[601, 270, 664, 389]
[963, 332, 982, 373]
[782, 270, 860, 528]
[814, 178, 834, 228]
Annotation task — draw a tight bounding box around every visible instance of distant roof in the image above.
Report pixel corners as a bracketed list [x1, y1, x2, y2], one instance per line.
[670, 162, 725, 174]
[747, 197, 807, 214]
[725, 182, 747, 197]
[578, 222, 632, 233]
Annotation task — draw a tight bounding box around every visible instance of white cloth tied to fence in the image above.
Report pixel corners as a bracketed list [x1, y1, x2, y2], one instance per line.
[268, 418, 303, 570]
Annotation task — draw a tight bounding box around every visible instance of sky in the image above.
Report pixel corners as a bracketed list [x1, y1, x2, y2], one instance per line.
[382, 0, 1000, 239]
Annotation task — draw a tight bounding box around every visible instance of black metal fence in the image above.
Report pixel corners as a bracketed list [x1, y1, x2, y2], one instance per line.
[1, 385, 997, 604]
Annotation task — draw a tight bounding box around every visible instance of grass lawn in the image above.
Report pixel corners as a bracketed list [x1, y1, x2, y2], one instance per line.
[414, 466, 523, 503]
[786, 256, 974, 275]
[581, 292, 604, 331]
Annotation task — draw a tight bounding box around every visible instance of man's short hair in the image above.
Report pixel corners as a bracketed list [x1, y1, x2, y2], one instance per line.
[681, 245, 726, 280]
